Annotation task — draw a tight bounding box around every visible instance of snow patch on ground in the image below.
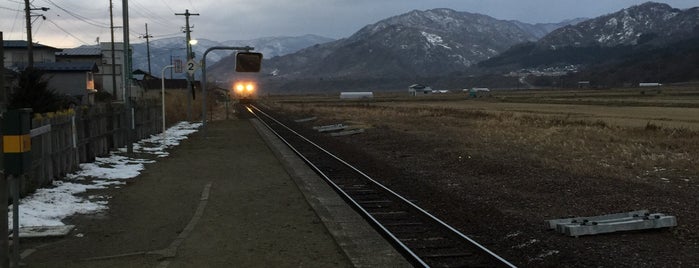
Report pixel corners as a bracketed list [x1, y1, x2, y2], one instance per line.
[8, 121, 202, 229]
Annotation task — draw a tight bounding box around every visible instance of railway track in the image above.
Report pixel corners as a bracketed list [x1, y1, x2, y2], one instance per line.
[246, 104, 517, 268]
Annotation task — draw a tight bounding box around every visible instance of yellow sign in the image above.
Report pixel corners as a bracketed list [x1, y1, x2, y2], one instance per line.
[3, 134, 31, 153]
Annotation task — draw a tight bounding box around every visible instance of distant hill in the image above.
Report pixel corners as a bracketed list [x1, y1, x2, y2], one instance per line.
[208, 8, 578, 83]
[509, 18, 588, 39]
[481, 2, 699, 69]
[555, 35, 699, 88]
[130, 35, 333, 78]
[540, 2, 697, 48]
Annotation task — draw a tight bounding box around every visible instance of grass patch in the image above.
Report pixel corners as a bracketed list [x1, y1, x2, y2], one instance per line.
[262, 95, 699, 182]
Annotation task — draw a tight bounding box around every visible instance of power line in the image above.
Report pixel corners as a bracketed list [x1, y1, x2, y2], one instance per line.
[0, 6, 21, 12]
[43, 0, 110, 28]
[187, 0, 199, 13]
[152, 31, 183, 38]
[130, 0, 177, 27]
[159, 0, 175, 13]
[9, 3, 22, 39]
[45, 18, 89, 45]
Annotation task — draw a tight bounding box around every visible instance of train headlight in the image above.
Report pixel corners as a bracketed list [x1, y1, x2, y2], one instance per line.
[235, 83, 245, 93]
[246, 83, 255, 92]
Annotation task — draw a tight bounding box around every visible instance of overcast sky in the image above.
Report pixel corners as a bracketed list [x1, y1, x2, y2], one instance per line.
[1, 0, 697, 48]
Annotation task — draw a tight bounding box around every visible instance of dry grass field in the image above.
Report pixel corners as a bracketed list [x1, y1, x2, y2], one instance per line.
[147, 90, 233, 126]
[261, 86, 699, 267]
[268, 87, 699, 181]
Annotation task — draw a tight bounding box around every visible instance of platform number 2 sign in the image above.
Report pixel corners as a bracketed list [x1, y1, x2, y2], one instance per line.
[186, 59, 198, 75]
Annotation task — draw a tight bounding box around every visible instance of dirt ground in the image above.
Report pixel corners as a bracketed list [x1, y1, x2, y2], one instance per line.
[263, 94, 699, 268]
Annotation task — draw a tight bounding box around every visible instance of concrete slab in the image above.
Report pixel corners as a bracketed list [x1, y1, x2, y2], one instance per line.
[330, 128, 365, 136]
[294, 117, 317, 123]
[548, 210, 677, 237]
[547, 210, 649, 230]
[314, 124, 348, 132]
[563, 215, 677, 237]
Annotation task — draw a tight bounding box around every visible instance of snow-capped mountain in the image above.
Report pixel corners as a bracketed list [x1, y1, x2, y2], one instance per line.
[220, 8, 576, 80]
[130, 35, 333, 77]
[221, 35, 335, 58]
[510, 18, 588, 39]
[539, 2, 699, 48]
[481, 2, 699, 69]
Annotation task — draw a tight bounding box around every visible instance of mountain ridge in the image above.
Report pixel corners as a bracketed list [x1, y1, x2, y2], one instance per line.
[130, 34, 334, 78]
[209, 8, 579, 81]
[481, 2, 699, 69]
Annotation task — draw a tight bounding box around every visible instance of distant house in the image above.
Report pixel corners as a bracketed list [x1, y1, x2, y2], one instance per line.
[56, 45, 102, 64]
[340, 92, 373, 99]
[3, 41, 98, 103]
[56, 44, 132, 100]
[136, 67, 201, 92]
[639, 82, 662, 87]
[408, 84, 432, 96]
[3, 40, 60, 67]
[467, 88, 491, 98]
[27, 62, 99, 104]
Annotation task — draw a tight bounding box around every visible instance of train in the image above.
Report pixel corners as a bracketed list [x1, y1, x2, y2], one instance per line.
[233, 80, 257, 103]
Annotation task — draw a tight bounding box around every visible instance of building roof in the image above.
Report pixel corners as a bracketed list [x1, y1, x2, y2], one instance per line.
[22, 62, 99, 72]
[140, 79, 201, 90]
[3, 40, 61, 51]
[409, 84, 428, 89]
[56, 45, 101, 56]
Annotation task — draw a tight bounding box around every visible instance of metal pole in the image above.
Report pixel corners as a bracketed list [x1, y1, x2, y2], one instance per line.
[161, 65, 174, 134]
[185, 10, 193, 120]
[200, 46, 254, 131]
[176, 10, 199, 122]
[0, 31, 5, 104]
[122, 0, 133, 153]
[109, 0, 117, 99]
[10, 176, 19, 268]
[0, 174, 8, 268]
[145, 23, 152, 74]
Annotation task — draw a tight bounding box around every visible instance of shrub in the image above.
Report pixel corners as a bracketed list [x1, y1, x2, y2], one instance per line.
[8, 68, 72, 114]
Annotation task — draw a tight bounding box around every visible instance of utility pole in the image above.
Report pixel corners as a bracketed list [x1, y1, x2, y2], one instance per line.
[175, 9, 199, 121]
[122, 0, 133, 154]
[24, 0, 32, 68]
[23, 1, 48, 69]
[140, 23, 153, 74]
[1, 31, 6, 105]
[0, 31, 7, 268]
[109, 0, 117, 99]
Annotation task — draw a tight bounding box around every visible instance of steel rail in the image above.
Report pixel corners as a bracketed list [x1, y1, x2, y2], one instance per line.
[248, 104, 517, 268]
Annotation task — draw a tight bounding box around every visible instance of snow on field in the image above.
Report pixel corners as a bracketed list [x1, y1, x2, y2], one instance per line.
[8, 122, 202, 228]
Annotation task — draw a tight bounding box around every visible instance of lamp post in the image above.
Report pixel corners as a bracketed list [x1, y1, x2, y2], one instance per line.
[200, 46, 254, 132]
[161, 65, 174, 134]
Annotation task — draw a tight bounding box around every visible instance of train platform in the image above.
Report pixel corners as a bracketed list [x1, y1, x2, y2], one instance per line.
[20, 118, 410, 267]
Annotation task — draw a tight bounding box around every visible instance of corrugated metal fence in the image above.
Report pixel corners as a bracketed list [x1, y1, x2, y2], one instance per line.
[3, 100, 162, 196]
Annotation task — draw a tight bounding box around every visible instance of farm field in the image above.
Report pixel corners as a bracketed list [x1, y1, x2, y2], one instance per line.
[260, 87, 699, 267]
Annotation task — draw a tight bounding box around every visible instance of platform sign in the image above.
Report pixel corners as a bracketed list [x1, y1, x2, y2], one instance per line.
[186, 59, 199, 75]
